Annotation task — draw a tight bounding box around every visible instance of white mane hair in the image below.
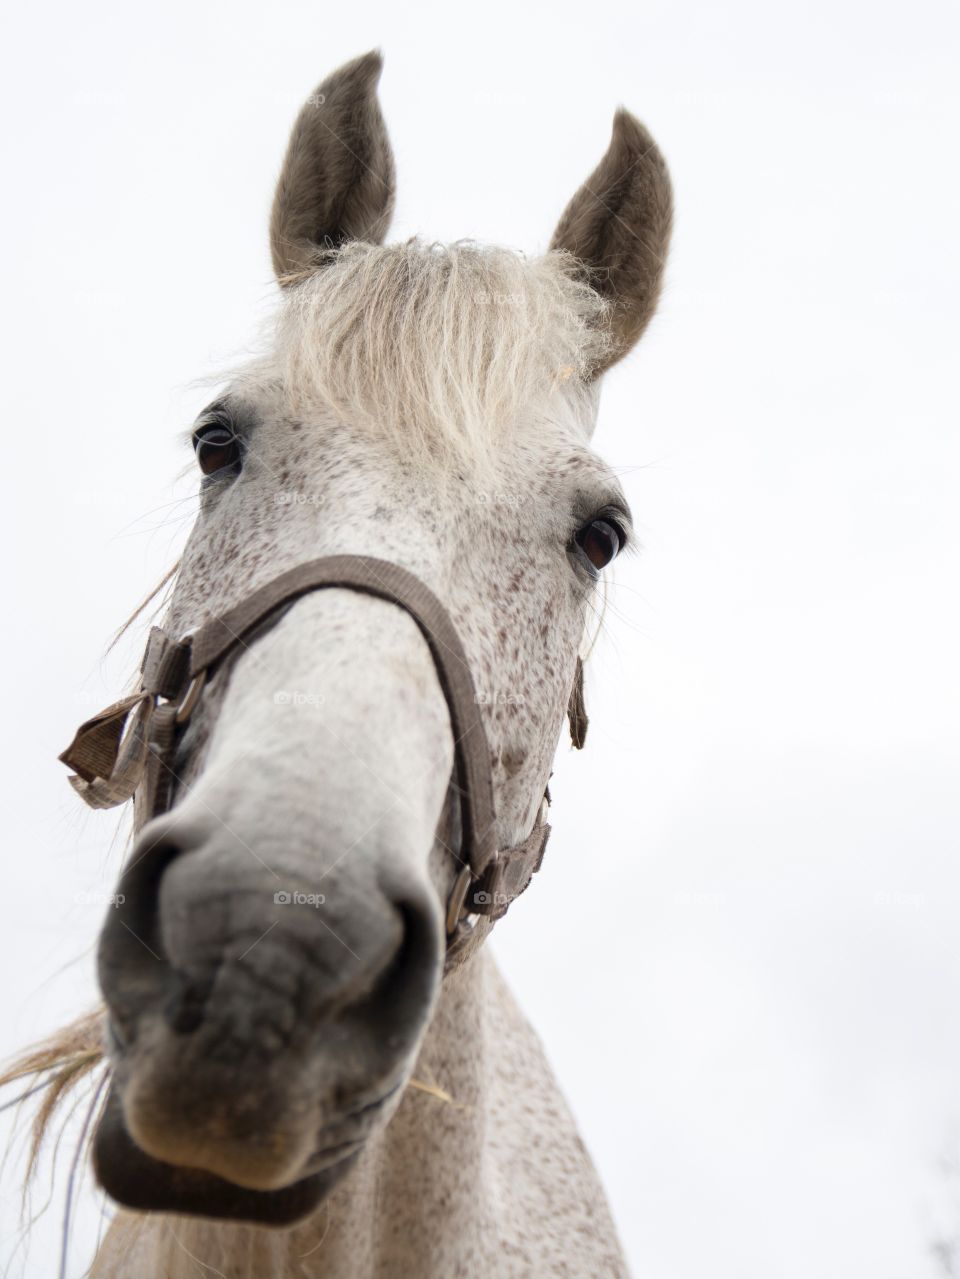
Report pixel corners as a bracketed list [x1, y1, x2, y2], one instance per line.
[261, 239, 612, 474]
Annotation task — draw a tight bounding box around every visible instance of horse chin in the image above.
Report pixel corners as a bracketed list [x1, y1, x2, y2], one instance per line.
[93, 1084, 358, 1226]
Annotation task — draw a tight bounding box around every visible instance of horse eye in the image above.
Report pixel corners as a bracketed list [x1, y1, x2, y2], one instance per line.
[574, 517, 624, 571]
[193, 424, 241, 477]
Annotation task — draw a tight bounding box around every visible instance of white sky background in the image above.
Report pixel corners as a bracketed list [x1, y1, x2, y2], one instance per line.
[1, 0, 958, 1274]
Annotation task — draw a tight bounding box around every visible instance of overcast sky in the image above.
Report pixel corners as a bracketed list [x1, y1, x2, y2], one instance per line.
[1, 0, 958, 1275]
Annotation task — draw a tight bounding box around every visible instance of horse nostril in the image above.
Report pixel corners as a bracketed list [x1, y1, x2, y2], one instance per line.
[98, 826, 198, 1039]
[107, 833, 186, 962]
[345, 894, 442, 1038]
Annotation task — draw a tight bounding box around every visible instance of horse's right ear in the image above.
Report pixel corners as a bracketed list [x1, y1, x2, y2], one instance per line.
[270, 51, 396, 284]
[550, 109, 672, 377]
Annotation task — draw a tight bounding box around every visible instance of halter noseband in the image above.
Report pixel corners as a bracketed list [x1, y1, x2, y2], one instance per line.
[59, 555, 588, 972]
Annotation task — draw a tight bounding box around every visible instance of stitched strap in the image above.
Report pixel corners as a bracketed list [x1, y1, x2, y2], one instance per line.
[478, 816, 550, 916]
[566, 655, 589, 749]
[59, 694, 147, 785]
[58, 555, 582, 948]
[142, 703, 180, 823]
[141, 626, 191, 700]
[185, 556, 500, 884]
[60, 696, 154, 809]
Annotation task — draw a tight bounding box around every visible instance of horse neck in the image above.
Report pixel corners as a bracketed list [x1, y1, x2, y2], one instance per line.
[94, 946, 500, 1279]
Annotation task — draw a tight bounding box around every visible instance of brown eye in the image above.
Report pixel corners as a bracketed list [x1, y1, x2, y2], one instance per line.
[574, 518, 623, 571]
[193, 424, 241, 477]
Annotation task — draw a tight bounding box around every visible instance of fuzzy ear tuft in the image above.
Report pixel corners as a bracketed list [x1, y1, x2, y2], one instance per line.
[550, 109, 672, 376]
[270, 50, 396, 284]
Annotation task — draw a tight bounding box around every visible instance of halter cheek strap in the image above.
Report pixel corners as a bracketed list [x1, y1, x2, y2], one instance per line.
[59, 555, 587, 971]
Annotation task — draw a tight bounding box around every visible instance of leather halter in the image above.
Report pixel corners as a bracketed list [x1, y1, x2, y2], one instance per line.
[59, 555, 588, 971]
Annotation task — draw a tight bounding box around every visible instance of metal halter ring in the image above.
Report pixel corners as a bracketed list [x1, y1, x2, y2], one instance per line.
[444, 864, 475, 937]
[174, 670, 206, 724]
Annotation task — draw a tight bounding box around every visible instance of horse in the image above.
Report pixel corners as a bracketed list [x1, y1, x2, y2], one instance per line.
[4, 49, 671, 1278]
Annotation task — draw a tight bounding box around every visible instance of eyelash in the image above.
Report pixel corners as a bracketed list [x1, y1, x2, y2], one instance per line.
[193, 416, 243, 479]
[571, 510, 629, 573]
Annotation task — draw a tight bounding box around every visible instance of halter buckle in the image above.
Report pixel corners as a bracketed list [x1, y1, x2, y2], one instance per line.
[444, 865, 474, 937]
[174, 670, 206, 724]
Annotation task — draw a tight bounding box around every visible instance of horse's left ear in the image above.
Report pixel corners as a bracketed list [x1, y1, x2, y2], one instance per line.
[550, 109, 673, 377]
[270, 50, 396, 284]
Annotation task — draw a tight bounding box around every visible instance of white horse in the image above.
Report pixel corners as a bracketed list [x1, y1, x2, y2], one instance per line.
[6, 50, 671, 1278]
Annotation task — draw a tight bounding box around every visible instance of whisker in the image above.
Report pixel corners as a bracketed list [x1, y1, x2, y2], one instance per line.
[111, 492, 201, 538]
[0, 1077, 58, 1117]
[58, 1069, 109, 1279]
[110, 509, 199, 541]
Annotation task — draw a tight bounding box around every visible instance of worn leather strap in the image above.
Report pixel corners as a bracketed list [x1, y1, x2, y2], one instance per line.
[60, 555, 585, 963]
[567, 656, 589, 750]
[183, 556, 501, 884]
[141, 626, 191, 701]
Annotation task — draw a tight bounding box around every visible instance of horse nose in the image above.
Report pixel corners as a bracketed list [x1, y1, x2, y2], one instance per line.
[96, 815, 443, 1187]
[98, 812, 442, 1055]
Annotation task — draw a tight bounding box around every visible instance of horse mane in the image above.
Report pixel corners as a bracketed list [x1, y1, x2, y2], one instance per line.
[1, 1011, 108, 1207]
[262, 240, 612, 475]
